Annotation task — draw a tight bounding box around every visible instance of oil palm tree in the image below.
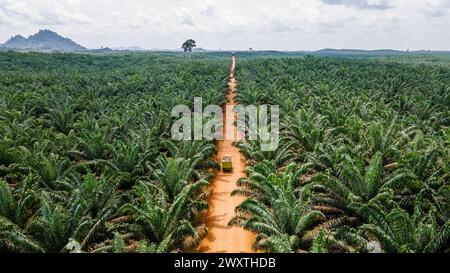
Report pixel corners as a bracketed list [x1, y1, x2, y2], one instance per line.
[147, 155, 204, 202]
[118, 180, 208, 252]
[310, 151, 396, 218]
[230, 161, 340, 252]
[0, 179, 43, 252]
[26, 193, 92, 253]
[353, 205, 450, 253]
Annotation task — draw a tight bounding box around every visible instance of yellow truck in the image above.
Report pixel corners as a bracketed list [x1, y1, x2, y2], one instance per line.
[221, 155, 233, 172]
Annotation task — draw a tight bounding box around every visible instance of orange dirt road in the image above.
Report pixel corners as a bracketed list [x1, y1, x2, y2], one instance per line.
[197, 56, 255, 253]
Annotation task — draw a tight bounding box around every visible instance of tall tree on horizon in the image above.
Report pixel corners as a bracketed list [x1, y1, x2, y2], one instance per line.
[182, 39, 196, 53]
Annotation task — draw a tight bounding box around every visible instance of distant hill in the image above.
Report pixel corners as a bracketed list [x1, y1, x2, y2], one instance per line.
[193, 47, 208, 52]
[90, 47, 114, 53]
[232, 49, 450, 58]
[313, 48, 450, 57]
[314, 48, 401, 56]
[0, 30, 87, 52]
[112, 46, 148, 51]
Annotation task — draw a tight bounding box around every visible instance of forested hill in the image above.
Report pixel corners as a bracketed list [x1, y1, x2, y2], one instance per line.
[0, 30, 86, 52]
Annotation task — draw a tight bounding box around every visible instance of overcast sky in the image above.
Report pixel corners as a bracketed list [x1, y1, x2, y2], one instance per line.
[0, 0, 449, 50]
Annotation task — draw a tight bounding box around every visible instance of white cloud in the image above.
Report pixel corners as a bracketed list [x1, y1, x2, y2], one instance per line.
[414, 0, 450, 17]
[319, 0, 392, 10]
[0, 0, 90, 26]
[0, 0, 449, 50]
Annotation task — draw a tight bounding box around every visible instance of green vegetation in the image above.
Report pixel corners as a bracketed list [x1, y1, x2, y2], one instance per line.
[1, 51, 448, 253]
[231, 56, 450, 253]
[0, 52, 228, 252]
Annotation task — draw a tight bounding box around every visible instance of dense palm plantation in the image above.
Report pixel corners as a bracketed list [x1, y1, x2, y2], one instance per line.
[232, 56, 449, 253]
[1, 51, 448, 253]
[0, 52, 228, 252]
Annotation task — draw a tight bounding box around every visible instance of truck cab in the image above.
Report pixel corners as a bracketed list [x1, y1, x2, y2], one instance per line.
[221, 155, 233, 172]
